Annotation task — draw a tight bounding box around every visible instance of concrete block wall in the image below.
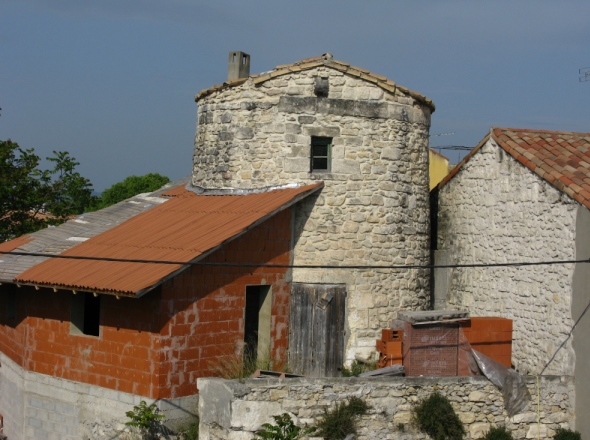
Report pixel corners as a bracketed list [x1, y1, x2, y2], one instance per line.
[197, 375, 575, 440]
[0, 352, 198, 440]
[435, 139, 578, 376]
[0, 205, 294, 434]
[194, 64, 433, 361]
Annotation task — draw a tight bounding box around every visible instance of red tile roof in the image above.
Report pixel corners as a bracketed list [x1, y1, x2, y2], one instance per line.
[436, 127, 590, 210]
[15, 183, 323, 297]
[195, 53, 435, 112]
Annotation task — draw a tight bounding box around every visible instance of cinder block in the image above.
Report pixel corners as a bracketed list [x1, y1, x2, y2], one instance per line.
[381, 328, 403, 342]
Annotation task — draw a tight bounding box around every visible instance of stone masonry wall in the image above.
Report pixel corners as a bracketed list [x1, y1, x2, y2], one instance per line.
[435, 139, 578, 375]
[194, 66, 432, 361]
[197, 375, 575, 440]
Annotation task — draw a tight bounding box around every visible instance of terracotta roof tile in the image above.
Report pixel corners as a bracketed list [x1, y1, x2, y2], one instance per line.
[435, 127, 590, 210]
[195, 53, 435, 112]
[14, 183, 323, 297]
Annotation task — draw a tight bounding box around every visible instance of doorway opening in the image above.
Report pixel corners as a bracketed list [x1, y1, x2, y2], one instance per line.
[244, 285, 272, 363]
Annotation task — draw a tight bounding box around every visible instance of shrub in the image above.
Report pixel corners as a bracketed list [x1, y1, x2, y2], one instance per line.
[254, 413, 316, 440]
[483, 426, 513, 440]
[178, 416, 199, 440]
[125, 400, 165, 437]
[341, 360, 377, 377]
[412, 392, 465, 440]
[315, 396, 370, 440]
[554, 428, 582, 440]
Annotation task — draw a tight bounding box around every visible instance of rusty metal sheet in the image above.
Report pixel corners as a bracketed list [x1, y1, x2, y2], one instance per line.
[14, 183, 323, 296]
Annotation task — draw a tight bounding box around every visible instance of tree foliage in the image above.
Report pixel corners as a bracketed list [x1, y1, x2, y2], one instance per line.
[92, 173, 170, 210]
[0, 140, 96, 242]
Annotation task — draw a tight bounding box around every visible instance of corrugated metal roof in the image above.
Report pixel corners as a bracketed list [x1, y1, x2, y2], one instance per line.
[0, 235, 33, 253]
[0, 183, 177, 283]
[14, 183, 323, 297]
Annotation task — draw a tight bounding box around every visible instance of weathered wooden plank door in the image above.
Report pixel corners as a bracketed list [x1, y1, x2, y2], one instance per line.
[288, 283, 346, 377]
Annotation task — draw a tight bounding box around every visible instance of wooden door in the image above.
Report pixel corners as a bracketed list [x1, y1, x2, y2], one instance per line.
[288, 283, 346, 377]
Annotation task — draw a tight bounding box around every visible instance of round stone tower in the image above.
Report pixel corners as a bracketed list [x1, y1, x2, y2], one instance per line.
[194, 53, 435, 361]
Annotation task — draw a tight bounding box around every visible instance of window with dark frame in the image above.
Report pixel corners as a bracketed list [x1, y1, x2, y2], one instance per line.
[310, 136, 332, 172]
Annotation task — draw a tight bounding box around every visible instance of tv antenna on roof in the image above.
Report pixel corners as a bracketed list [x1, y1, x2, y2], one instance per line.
[430, 132, 455, 137]
[579, 67, 590, 82]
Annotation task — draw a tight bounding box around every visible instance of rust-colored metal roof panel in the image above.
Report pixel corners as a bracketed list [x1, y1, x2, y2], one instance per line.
[15, 183, 323, 297]
[0, 235, 33, 253]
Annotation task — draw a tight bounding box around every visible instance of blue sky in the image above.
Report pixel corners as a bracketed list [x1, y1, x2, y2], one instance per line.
[1, 1, 589, 191]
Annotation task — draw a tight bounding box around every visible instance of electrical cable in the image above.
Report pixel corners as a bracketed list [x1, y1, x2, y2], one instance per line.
[0, 250, 588, 269]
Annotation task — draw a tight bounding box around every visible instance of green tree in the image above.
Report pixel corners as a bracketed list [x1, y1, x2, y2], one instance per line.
[0, 140, 96, 242]
[93, 173, 170, 210]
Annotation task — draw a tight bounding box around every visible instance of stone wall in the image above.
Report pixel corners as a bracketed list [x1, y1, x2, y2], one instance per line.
[435, 139, 578, 375]
[194, 64, 433, 360]
[197, 375, 575, 440]
[0, 352, 198, 440]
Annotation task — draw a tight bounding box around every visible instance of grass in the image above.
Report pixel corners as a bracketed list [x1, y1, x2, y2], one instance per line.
[208, 343, 287, 380]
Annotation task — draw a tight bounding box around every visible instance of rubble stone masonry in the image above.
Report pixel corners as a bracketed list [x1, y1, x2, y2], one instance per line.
[197, 375, 575, 440]
[194, 65, 433, 360]
[435, 139, 578, 375]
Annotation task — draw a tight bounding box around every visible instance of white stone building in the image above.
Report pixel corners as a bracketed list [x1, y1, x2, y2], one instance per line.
[193, 52, 435, 365]
[433, 127, 590, 437]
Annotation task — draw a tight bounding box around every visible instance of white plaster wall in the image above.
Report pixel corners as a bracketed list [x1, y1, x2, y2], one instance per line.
[194, 67, 432, 361]
[436, 139, 578, 375]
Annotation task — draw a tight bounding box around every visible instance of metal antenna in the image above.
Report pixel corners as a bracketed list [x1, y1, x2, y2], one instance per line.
[579, 67, 590, 82]
[430, 132, 455, 137]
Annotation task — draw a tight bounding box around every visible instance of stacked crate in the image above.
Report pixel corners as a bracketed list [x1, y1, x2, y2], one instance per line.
[376, 328, 403, 368]
[403, 323, 461, 377]
[460, 317, 512, 368]
[375, 316, 513, 375]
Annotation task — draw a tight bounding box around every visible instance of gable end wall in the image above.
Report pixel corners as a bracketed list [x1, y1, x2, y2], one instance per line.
[436, 139, 578, 375]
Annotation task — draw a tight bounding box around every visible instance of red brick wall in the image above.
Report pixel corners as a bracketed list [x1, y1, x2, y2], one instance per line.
[0, 207, 293, 399]
[157, 208, 293, 398]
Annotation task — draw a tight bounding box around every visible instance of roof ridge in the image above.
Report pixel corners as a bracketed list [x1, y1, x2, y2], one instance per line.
[195, 54, 435, 111]
[437, 126, 590, 211]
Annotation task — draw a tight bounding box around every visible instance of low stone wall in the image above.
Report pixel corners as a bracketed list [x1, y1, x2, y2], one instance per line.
[197, 375, 575, 440]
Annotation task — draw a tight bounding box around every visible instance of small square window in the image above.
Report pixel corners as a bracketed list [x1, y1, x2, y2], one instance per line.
[311, 137, 332, 172]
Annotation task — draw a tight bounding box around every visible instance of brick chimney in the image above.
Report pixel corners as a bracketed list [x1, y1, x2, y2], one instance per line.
[228, 51, 250, 81]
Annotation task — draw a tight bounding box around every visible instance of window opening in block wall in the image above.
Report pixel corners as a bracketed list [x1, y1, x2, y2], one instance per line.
[310, 136, 332, 172]
[244, 285, 272, 362]
[0, 284, 17, 323]
[70, 292, 101, 336]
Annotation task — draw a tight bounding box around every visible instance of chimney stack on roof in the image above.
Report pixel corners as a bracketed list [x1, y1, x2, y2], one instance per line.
[228, 51, 250, 81]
